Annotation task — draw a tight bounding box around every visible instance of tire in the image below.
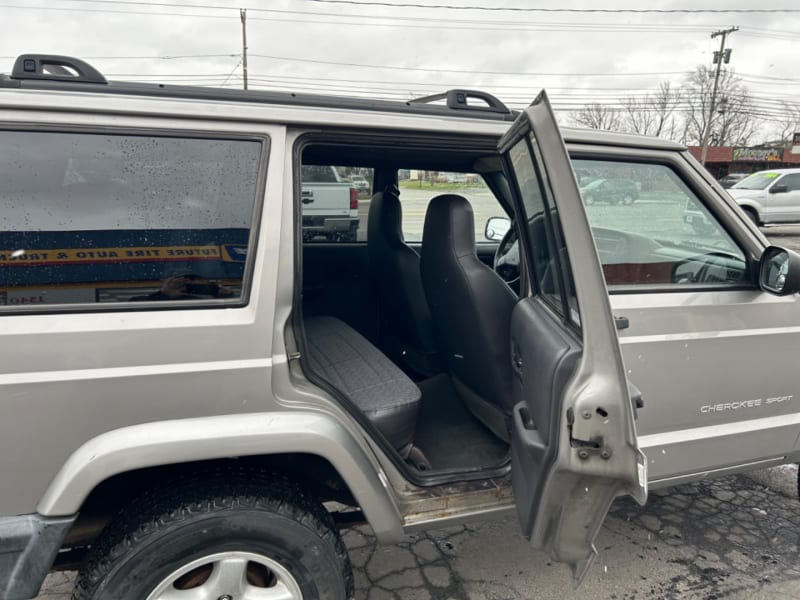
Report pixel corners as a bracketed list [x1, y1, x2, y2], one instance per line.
[622, 194, 634, 205]
[743, 207, 759, 227]
[73, 470, 353, 600]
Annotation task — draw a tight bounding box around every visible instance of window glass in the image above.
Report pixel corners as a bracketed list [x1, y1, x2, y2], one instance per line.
[398, 171, 497, 242]
[732, 171, 780, 190]
[574, 159, 747, 286]
[508, 137, 579, 326]
[301, 165, 372, 242]
[780, 173, 800, 191]
[0, 130, 262, 308]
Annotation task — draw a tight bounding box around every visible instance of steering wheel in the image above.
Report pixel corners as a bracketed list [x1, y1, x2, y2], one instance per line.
[671, 251, 739, 284]
[493, 224, 520, 286]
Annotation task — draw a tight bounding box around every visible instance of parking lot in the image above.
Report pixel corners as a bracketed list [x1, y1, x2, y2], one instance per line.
[38, 199, 800, 600]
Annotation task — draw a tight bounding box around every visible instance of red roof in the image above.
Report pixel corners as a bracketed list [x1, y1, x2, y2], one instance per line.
[688, 146, 800, 164]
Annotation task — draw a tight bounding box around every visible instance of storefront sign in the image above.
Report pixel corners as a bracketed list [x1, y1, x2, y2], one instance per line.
[732, 147, 782, 162]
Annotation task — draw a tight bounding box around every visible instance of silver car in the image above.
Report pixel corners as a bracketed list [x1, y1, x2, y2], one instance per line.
[1, 55, 799, 600]
[728, 168, 800, 225]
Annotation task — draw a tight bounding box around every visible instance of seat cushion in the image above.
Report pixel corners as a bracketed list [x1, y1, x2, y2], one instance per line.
[304, 316, 421, 453]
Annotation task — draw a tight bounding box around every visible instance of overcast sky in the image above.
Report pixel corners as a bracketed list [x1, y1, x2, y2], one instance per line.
[1, 0, 799, 139]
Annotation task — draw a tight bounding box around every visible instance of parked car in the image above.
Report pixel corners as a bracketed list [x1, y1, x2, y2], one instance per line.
[2, 55, 800, 600]
[302, 165, 360, 241]
[727, 168, 800, 225]
[717, 172, 749, 188]
[579, 177, 639, 205]
[347, 174, 370, 193]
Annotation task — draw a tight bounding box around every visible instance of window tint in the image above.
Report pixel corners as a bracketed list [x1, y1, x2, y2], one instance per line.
[300, 165, 371, 242]
[508, 136, 579, 326]
[780, 173, 800, 191]
[0, 130, 262, 308]
[574, 159, 747, 287]
[398, 172, 498, 242]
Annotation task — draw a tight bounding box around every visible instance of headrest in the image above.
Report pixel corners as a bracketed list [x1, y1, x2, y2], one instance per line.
[368, 190, 404, 243]
[422, 194, 475, 259]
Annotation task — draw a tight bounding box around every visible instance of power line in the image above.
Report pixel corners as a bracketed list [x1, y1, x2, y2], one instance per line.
[302, 0, 800, 13]
[27, 2, 800, 36]
[246, 53, 686, 77]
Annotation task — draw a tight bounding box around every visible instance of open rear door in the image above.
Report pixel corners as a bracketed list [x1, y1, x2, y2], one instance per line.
[499, 92, 647, 584]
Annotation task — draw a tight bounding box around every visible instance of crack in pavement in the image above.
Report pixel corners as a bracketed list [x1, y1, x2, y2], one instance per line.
[35, 469, 800, 599]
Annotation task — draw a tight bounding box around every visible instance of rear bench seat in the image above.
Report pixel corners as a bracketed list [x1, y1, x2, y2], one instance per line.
[303, 316, 421, 456]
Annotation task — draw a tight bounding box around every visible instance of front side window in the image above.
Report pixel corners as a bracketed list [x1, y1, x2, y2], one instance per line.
[507, 136, 579, 327]
[779, 173, 800, 191]
[0, 130, 262, 308]
[575, 159, 747, 287]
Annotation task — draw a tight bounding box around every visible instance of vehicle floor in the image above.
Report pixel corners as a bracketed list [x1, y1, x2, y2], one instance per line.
[414, 373, 509, 471]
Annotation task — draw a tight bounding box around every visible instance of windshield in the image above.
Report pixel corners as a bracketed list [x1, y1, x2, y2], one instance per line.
[731, 172, 780, 190]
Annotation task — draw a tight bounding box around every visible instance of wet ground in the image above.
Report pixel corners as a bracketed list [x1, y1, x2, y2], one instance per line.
[37, 466, 799, 600]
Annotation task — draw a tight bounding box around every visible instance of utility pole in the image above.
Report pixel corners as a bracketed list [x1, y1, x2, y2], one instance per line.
[700, 26, 738, 165]
[240, 8, 249, 90]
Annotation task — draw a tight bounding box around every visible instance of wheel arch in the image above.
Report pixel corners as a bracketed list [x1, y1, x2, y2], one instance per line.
[38, 412, 404, 544]
[736, 199, 762, 221]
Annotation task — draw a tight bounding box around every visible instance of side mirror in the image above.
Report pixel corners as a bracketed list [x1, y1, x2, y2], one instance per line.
[769, 184, 788, 194]
[759, 246, 800, 295]
[485, 216, 511, 241]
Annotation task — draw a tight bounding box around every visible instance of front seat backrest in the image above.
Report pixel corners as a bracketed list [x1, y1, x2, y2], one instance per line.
[368, 190, 438, 376]
[420, 194, 517, 440]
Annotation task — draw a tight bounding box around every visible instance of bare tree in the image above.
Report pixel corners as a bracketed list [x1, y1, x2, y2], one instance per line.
[570, 102, 622, 131]
[774, 101, 800, 145]
[681, 65, 759, 146]
[622, 81, 680, 139]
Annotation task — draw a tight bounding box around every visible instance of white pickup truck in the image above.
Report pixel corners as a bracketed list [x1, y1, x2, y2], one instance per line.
[301, 165, 360, 241]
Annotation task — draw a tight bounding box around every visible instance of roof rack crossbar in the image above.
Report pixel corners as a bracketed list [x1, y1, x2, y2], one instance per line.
[11, 54, 107, 84]
[409, 89, 510, 114]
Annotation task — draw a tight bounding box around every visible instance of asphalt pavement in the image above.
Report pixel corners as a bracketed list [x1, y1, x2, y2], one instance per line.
[35, 465, 800, 599]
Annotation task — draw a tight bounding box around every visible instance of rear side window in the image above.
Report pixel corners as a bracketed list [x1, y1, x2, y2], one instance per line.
[398, 171, 497, 243]
[0, 130, 263, 309]
[300, 163, 371, 243]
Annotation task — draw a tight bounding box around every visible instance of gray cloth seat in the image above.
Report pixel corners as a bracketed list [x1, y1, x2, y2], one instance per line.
[304, 315, 421, 455]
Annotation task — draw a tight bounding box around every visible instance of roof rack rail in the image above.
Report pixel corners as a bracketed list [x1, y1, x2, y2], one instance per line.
[11, 54, 106, 84]
[409, 89, 509, 114]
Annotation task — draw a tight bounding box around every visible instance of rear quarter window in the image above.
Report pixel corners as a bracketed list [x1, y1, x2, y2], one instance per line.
[0, 130, 264, 310]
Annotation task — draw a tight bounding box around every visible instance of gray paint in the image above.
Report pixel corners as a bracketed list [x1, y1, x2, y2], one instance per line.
[0, 80, 799, 587]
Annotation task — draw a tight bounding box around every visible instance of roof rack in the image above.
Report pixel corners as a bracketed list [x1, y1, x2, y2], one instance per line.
[409, 90, 510, 115]
[11, 54, 106, 84]
[3, 53, 517, 122]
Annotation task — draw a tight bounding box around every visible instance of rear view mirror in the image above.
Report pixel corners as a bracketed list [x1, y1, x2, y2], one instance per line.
[485, 216, 511, 241]
[759, 246, 800, 295]
[769, 184, 788, 194]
